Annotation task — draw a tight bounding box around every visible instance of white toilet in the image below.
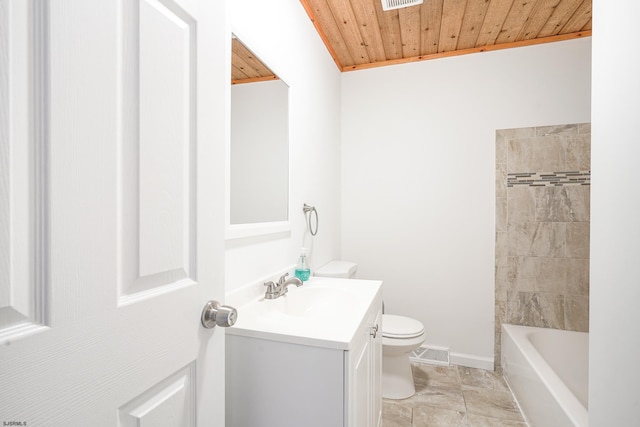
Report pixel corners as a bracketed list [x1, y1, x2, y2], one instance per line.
[314, 261, 426, 400]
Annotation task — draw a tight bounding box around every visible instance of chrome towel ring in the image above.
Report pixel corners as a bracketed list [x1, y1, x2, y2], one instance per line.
[303, 203, 319, 236]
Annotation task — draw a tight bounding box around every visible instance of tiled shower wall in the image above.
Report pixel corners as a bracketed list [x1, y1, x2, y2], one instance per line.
[495, 123, 591, 368]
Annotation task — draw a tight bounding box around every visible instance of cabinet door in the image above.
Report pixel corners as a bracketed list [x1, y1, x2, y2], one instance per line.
[349, 298, 382, 427]
[372, 308, 383, 427]
[351, 321, 372, 427]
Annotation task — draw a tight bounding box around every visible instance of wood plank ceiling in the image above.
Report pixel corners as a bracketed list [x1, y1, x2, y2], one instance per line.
[231, 38, 278, 85]
[300, 0, 591, 71]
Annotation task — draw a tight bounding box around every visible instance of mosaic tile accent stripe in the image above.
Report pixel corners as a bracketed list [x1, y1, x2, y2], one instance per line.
[507, 171, 590, 187]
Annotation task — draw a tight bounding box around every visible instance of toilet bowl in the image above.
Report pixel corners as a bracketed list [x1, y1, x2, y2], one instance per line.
[314, 261, 426, 400]
[381, 314, 425, 399]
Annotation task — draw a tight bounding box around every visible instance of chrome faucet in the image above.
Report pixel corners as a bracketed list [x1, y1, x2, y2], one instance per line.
[264, 273, 303, 299]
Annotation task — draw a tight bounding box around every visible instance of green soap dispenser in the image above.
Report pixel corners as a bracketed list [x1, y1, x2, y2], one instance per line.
[294, 248, 311, 281]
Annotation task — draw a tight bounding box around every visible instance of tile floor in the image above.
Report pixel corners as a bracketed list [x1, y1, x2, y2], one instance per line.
[382, 363, 528, 427]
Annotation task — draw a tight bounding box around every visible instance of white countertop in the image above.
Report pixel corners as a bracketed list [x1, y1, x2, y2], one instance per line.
[226, 277, 383, 350]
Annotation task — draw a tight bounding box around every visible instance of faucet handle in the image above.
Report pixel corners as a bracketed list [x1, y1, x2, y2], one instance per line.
[264, 281, 277, 293]
[277, 272, 290, 284]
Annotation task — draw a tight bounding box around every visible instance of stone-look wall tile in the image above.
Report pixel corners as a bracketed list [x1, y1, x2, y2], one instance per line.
[566, 258, 589, 295]
[496, 132, 508, 164]
[496, 197, 507, 231]
[508, 136, 568, 173]
[510, 257, 579, 293]
[535, 186, 590, 222]
[533, 257, 569, 293]
[566, 222, 590, 259]
[536, 124, 578, 136]
[496, 162, 507, 198]
[566, 134, 591, 171]
[578, 122, 591, 134]
[506, 138, 533, 173]
[506, 291, 565, 329]
[497, 127, 536, 141]
[508, 134, 591, 173]
[507, 187, 535, 223]
[565, 295, 589, 332]
[495, 300, 507, 329]
[495, 232, 508, 267]
[507, 256, 536, 292]
[495, 264, 509, 301]
[507, 222, 566, 257]
[494, 323, 502, 371]
[494, 300, 507, 368]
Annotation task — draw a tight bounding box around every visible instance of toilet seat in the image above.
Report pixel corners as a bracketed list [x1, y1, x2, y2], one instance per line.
[382, 314, 424, 339]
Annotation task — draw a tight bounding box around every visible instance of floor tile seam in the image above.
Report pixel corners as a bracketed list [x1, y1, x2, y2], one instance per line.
[405, 400, 466, 413]
[460, 383, 507, 392]
[411, 387, 466, 408]
[462, 396, 522, 416]
[414, 383, 463, 392]
[463, 404, 526, 423]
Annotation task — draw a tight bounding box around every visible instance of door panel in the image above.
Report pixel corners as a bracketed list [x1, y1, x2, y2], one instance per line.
[0, 0, 227, 424]
[120, 0, 197, 302]
[118, 363, 196, 427]
[0, 0, 47, 340]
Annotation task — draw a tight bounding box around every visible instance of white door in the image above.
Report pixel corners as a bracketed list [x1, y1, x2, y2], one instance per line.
[0, 0, 228, 425]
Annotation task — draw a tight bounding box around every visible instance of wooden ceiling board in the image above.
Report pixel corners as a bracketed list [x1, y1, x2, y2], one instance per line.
[375, 1, 404, 61]
[399, 6, 422, 57]
[537, 0, 584, 37]
[231, 38, 277, 84]
[517, 0, 562, 41]
[326, 0, 372, 64]
[475, 0, 515, 47]
[560, 0, 592, 33]
[495, 0, 539, 44]
[299, 0, 591, 72]
[350, 0, 388, 63]
[438, 0, 467, 52]
[302, 0, 354, 67]
[419, 0, 444, 55]
[456, 0, 492, 50]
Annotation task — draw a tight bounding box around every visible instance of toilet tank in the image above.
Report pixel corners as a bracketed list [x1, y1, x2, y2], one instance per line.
[314, 260, 358, 279]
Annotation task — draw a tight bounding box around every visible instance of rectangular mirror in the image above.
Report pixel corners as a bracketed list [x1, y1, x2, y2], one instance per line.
[226, 35, 290, 239]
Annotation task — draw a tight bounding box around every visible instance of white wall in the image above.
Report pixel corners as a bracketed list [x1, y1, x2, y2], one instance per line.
[590, 1, 640, 424]
[226, 0, 342, 292]
[342, 38, 592, 367]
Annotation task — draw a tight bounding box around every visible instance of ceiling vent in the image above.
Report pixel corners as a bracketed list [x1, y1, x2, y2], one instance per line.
[381, 0, 423, 11]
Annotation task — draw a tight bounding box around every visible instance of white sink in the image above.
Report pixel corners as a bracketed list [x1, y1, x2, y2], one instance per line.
[226, 277, 382, 350]
[257, 285, 356, 318]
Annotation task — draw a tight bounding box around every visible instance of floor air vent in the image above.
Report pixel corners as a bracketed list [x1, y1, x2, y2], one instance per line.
[410, 346, 450, 366]
[381, 0, 423, 11]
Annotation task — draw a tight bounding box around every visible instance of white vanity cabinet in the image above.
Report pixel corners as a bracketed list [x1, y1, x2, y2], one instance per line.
[225, 278, 382, 427]
[347, 300, 383, 427]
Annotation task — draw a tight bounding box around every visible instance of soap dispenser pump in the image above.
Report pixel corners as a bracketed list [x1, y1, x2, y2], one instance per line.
[294, 248, 311, 281]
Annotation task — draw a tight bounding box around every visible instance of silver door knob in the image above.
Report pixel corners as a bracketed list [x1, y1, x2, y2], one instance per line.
[201, 300, 237, 329]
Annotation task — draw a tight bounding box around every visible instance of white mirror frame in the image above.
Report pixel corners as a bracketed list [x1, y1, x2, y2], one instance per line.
[225, 30, 292, 240]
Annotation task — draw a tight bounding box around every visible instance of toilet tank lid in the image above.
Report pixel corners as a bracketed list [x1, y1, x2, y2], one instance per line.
[314, 260, 358, 278]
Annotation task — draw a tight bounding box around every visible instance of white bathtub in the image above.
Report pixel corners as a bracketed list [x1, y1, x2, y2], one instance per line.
[501, 324, 588, 427]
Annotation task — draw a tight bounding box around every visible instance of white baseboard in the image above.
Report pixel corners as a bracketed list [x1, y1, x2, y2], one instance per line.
[449, 352, 494, 371]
